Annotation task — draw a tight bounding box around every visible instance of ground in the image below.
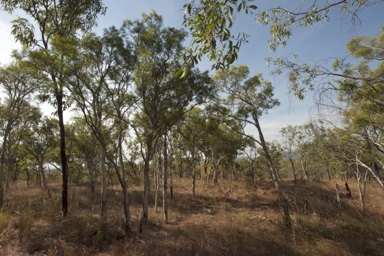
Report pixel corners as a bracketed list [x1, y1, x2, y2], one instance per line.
[0, 177, 383, 255]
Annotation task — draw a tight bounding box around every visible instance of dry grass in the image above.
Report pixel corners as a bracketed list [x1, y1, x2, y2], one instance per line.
[0, 178, 383, 255]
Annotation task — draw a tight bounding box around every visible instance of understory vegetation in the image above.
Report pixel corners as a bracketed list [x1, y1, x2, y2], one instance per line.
[0, 178, 383, 256]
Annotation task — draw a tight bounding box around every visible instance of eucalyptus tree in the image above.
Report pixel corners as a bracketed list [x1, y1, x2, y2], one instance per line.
[102, 26, 137, 236]
[0, 58, 42, 206]
[67, 27, 136, 234]
[178, 108, 246, 191]
[182, 0, 383, 70]
[0, 99, 41, 189]
[125, 11, 214, 229]
[0, 0, 106, 217]
[310, 29, 384, 187]
[68, 118, 99, 193]
[280, 125, 300, 183]
[23, 115, 59, 192]
[213, 64, 290, 225]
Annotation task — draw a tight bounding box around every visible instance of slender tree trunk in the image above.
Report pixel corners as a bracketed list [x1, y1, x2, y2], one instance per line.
[100, 143, 107, 229]
[289, 158, 297, 183]
[356, 157, 384, 187]
[335, 183, 341, 216]
[254, 116, 290, 225]
[86, 161, 95, 194]
[192, 168, 196, 198]
[118, 138, 132, 235]
[140, 158, 150, 236]
[178, 154, 183, 178]
[169, 152, 173, 199]
[0, 130, 10, 207]
[39, 162, 48, 190]
[162, 137, 168, 223]
[326, 164, 331, 181]
[5, 164, 10, 191]
[301, 160, 310, 181]
[356, 161, 368, 213]
[154, 152, 161, 213]
[56, 90, 69, 218]
[212, 159, 219, 186]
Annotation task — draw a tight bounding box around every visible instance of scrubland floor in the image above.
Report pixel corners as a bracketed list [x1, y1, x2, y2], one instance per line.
[0, 178, 383, 255]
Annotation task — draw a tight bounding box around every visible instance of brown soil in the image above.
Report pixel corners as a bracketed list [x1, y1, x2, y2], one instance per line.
[0, 178, 383, 255]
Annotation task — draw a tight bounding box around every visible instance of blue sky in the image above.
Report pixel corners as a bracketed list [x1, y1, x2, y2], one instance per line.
[0, 1, 383, 141]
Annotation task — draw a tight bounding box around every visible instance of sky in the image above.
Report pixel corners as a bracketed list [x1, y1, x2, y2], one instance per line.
[0, 1, 383, 141]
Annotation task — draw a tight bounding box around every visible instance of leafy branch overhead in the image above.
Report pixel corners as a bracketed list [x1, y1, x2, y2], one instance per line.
[183, 0, 383, 70]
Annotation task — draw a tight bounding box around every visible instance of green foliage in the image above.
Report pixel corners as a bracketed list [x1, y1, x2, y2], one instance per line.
[183, 0, 382, 69]
[183, 0, 257, 70]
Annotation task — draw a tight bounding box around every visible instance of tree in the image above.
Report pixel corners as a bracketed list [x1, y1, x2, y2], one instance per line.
[67, 28, 136, 235]
[280, 125, 300, 183]
[213, 64, 291, 225]
[0, 58, 41, 206]
[126, 11, 214, 230]
[23, 115, 59, 192]
[0, 0, 106, 217]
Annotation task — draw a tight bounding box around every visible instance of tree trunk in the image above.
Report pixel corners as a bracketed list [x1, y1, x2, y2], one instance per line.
[356, 157, 384, 187]
[301, 160, 310, 181]
[289, 158, 297, 184]
[100, 143, 107, 229]
[118, 138, 132, 235]
[356, 160, 368, 213]
[169, 153, 173, 199]
[326, 164, 331, 181]
[162, 137, 168, 223]
[39, 162, 48, 190]
[57, 91, 69, 218]
[192, 168, 196, 198]
[154, 152, 161, 213]
[254, 116, 290, 225]
[0, 130, 10, 207]
[140, 158, 150, 236]
[86, 161, 95, 194]
[335, 183, 341, 216]
[178, 154, 183, 178]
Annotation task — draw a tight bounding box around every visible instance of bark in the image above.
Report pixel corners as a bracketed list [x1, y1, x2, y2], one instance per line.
[356, 160, 368, 213]
[356, 157, 384, 187]
[289, 158, 298, 184]
[39, 162, 49, 193]
[254, 115, 290, 225]
[118, 138, 132, 235]
[169, 153, 173, 199]
[57, 90, 69, 218]
[326, 163, 331, 181]
[178, 154, 183, 178]
[335, 183, 341, 216]
[139, 157, 150, 236]
[0, 149, 6, 207]
[86, 161, 95, 194]
[154, 152, 161, 213]
[0, 128, 10, 207]
[301, 160, 310, 181]
[192, 168, 196, 198]
[100, 143, 107, 229]
[162, 137, 168, 223]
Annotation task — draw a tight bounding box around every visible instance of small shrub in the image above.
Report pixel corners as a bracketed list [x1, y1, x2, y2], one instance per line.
[18, 211, 34, 242]
[0, 211, 11, 243]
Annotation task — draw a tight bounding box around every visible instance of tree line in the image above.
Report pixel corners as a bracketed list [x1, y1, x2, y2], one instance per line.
[0, 0, 383, 236]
